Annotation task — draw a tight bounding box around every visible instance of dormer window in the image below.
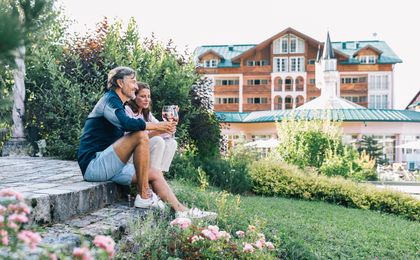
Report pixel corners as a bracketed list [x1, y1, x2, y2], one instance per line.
[273, 34, 305, 54]
[359, 55, 376, 64]
[204, 59, 218, 68]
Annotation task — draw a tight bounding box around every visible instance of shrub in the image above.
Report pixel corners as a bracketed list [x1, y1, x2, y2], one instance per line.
[276, 118, 344, 169]
[275, 118, 377, 181]
[249, 160, 420, 221]
[23, 17, 221, 159]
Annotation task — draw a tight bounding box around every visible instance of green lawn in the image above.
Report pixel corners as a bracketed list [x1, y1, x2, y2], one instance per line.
[172, 181, 420, 259]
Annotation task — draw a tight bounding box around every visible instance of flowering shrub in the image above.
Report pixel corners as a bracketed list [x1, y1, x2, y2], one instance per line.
[168, 219, 277, 259]
[0, 188, 116, 259]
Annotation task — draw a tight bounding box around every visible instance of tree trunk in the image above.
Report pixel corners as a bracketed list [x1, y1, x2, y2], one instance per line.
[12, 45, 26, 140]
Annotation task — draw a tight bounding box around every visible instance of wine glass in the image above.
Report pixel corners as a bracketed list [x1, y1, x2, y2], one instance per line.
[162, 106, 174, 122]
[172, 105, 179, 125]
[162, 105, 175, 138]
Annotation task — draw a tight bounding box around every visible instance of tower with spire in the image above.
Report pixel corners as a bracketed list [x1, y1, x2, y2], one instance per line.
[298, 32, 364, 110]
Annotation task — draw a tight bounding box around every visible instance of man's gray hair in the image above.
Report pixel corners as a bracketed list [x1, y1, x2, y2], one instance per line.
[107, 66, 136, 90]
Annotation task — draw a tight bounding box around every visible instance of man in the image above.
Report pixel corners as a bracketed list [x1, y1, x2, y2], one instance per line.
[77, 66, 216, 219]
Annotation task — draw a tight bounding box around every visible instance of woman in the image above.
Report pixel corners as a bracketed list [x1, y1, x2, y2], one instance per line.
[125, 82, 177, 173]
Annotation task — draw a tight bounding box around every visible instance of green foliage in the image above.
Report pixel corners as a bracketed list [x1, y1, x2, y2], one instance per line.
[275, 118, 377, 181]
[320, 147, 377, 181]
[0, 0, 55, 127]
[249, 160, 420, 221]
[168, 146, 255, 194]
[357, 135, 387, 165]
[24, 17, 221, 159]
[276, 118, 344, 169]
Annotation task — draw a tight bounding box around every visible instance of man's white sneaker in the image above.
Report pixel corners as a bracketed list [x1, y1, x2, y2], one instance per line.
[175, 208, 217, 220]
[134, 194, 166, 210]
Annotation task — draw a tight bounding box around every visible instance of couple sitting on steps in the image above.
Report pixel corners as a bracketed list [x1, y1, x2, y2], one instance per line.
[77, 66, 216, 219]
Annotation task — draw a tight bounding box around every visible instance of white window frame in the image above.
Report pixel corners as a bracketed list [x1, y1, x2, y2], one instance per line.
[280, 36, 288, 54]
[204, 59, 218, 68]
[290, 57, 304, 72]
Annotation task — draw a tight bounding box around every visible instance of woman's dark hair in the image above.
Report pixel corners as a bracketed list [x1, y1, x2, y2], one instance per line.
[126, 82, 151, 121]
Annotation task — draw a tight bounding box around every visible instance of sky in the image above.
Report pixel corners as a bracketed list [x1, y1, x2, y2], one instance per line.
[59, 0, 419, 109]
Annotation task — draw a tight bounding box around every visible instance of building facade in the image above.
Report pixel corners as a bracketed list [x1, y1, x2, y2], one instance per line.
[196, 29, 420, 167]
[195, 27, 402, 112]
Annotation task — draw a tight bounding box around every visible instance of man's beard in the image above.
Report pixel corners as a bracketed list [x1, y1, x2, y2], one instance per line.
[122, 87, 135, 100]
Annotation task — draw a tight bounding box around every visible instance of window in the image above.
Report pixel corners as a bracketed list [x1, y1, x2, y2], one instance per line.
[285, 78, 293, 91]
[247, 60, 268, 66]
[215, 79, 239, 85]
[341, 76, 368, 84]
[368, 94, 388, 109]
[290, 57, 304, 72]
[359, 55, 376, 64]
[342, 96, 368, 103]
[215, 97, 239, 104]
[288, 36, 305, 53]
[203, 59, 218, 68]
[247, 79, 269, 85]
[251, 135, 270, 141]
[307, 59, 316, 65]
[274, 34, 304, 54]
[285, 96, 293, 109]
[247, 97, 268, 104]
[281, 37, 288, 53]
[290, 37, 297, 53]
[369, 75, 389, 90]
[309, 78, 316, 84]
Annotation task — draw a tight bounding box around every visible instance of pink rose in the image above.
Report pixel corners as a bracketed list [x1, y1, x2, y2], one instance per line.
[243, 243, 254, 253]
[266, 241, 275, 250]
[170, 217, 192, 230]
[0, 230, 8, 246]
[201, 229, 217, 240]
[254, 239, 264, 249]
[93, 235, 115, 257]
[0, 189, 24, 201]
[17, 230, 41, 251]
[73, 246, 93, 260]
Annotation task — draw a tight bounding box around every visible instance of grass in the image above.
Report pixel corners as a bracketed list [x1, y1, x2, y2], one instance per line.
[171, 180, 420, 259]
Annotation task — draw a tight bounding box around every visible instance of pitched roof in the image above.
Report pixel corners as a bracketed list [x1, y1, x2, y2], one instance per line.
[352, 44, 383, 56]
[216, 109, 420, 123]
[231, 27, 322, 62]
[194, 28, 402, 68]
[332, 41, 402, 64]
[193, 44, 255, 68]
[197, 49, 224, 60]
[406, 90, 420, 109]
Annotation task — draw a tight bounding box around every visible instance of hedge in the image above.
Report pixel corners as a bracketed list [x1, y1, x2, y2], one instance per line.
[249, 160, 420, 221]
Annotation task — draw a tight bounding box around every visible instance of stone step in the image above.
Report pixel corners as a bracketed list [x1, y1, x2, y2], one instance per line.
[0, 157, 125, 224]
[40, 202, 148, 253]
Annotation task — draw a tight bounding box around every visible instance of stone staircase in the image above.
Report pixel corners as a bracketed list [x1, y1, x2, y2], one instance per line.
[0, 157, 123, 224]
[0, 156, 148, 256]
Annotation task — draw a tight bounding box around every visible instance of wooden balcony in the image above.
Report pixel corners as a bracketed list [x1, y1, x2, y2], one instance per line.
[242, 66, 272, 74]
[243, 85, 271, 93]
[214, 104, 239, 112]
[214, 85, 239, 94]
[243, 103, 271, 112]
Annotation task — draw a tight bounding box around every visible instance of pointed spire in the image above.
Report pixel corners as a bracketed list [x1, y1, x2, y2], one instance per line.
[316, 44, 321, 62]
[322, 31, 335, 59]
